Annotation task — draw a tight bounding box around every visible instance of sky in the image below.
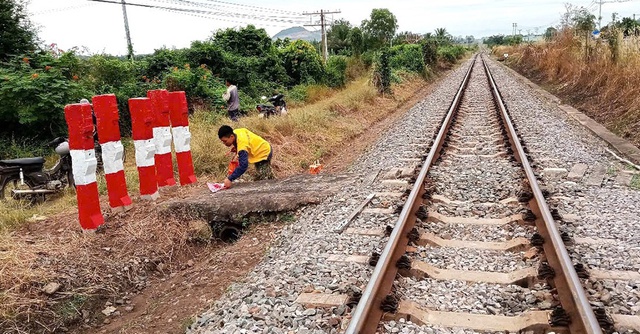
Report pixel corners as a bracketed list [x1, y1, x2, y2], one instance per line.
[25, 0, 640, 56]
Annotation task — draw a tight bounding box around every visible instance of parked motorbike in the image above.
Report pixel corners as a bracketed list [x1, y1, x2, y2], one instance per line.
[256, 94, 287, 118]
[0, 137, 74, 204]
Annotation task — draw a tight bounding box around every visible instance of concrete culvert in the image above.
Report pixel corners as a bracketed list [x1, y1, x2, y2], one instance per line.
[210, 221, 243, 243]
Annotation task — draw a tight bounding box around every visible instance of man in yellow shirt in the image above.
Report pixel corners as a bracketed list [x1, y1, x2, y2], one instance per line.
[218, 125, 274, 188]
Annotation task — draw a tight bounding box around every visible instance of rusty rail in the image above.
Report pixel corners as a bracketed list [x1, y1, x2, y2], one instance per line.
[482, 55, 602, 334]
[344, 55, 477, 334]
[345, 54, 603, 334]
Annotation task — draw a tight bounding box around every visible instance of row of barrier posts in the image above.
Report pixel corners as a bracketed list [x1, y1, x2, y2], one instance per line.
[64, 90, 197, 230]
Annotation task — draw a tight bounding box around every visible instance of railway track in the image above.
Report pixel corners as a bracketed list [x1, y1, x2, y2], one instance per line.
[343, 55, 638, 334]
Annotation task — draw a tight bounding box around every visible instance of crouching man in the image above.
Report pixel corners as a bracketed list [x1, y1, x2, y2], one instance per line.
[218, 125, 274, 188]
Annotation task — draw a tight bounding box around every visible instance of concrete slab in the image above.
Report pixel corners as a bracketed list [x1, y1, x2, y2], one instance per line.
[567, 163, 588, 180]
[295, 293, 348, 308]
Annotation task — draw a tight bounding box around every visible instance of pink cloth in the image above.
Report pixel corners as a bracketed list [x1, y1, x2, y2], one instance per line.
[207, 182, 225, 193]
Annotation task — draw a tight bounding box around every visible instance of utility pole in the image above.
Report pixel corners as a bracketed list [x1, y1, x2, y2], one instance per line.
[121, 0, 134, 60]
[303, 9, 341, 63]
[598, 0, 603, 29]
[512, 23, 517, 36]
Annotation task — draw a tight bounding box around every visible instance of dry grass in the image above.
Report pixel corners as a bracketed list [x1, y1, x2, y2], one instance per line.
[0, 185, 210, 333]
[495, 30, 640, 147]
[189, 76, 418, 179]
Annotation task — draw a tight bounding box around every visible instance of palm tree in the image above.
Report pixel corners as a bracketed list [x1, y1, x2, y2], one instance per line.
[434, 28, 451, 45]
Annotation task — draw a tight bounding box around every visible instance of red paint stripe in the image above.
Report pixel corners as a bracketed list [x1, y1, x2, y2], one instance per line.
[176, 151, 197, 185]
[138, 165, 159, 196]
[104, 170, 132, 208]
[154, 153, 176, 187]
[75, 183, 104, 230]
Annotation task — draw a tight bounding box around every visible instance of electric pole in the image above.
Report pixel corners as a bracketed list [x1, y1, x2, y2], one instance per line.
[303, 9, 341, 63]
[121, 0, 134, 60]
[512, 23, 517, 36]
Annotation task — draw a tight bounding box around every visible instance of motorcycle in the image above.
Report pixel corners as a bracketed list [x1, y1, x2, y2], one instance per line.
[256, 94, 288, 118]
[0, 137, 74, 204]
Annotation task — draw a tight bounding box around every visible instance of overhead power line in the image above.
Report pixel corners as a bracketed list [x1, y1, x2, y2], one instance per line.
[88, 0, 308, 24]
[146, 0, 306, 21]
[32, 3, 97, 16]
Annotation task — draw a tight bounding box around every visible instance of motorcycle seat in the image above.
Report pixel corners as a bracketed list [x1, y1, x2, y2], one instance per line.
[0, 157, 45, 166]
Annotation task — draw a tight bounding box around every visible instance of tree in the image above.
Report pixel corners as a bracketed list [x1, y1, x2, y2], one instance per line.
[571, 7, 596, 58]
[0, 0, 38, 61]
[434, 28, 452, 46]
[619, 17, 640, 36]
[348, 27, 364, 56]
[393, 31, 422, 45]
[544, 27, 558, 41]
[327, 19, 352, 55]
[361, 8, 398, 49]
[210, 25, 273, 58]
[465, 35, 476, 45]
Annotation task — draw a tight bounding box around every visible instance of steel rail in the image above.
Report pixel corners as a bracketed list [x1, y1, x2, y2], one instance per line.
[345, 55, 478, 334]
[482, 54, 602, 334]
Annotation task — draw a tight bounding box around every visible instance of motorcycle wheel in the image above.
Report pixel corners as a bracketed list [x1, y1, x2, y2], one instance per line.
[0, 177, 40, 206]
[66, 169, 76, 189]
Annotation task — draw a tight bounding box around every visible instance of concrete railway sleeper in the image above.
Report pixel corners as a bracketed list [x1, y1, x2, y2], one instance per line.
[343, 54, 623, 334]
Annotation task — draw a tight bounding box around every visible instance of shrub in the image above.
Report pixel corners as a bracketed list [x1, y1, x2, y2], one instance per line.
[164, 64, 227, 112]
[373, 48, 391, 94]
[389, 44, 425, 73]
[0, 52, 91, 139]
[438, 45, 466, 64]
[420, 39, 438, 66]
[325, 55, 348, 88]
[280, 40, 325, 86]
[143, 47, 186, 79]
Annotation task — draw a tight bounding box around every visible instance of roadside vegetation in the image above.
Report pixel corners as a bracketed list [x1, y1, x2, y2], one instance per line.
[486, 4, 640, 148]
[1, 1, 475, 332]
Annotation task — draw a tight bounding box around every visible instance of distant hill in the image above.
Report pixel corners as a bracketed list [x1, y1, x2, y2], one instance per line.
[272, 27, 321, 42]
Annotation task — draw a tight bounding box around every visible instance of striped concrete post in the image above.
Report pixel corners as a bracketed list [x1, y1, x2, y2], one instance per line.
[147, 89, 176, 188]
[92, 94, 132, 211]
[64, 103, 104, 230]
[167, 91, 197, 186]
[129, 98, 159, 200]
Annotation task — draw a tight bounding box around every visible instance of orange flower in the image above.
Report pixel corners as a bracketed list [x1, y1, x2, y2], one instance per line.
[72, 75, 79, 81]
[22, 57, 29, 63]
[200, 64, 206, 68]
[142, 75, 147, 80]
[202, 75, 208, 80]
[184, 63, 190, 69]
[45, 66, 52, 71]
[172, 67, 178, 72]
[31, 73, 39, 79]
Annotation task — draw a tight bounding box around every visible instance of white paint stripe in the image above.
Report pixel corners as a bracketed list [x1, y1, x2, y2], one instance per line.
[70, 149, 97, 186]
[172, 126, 191, 153]
[153, 126, 173, 155]
[101, 141, 124, 175]
[134, 139, 156, 167]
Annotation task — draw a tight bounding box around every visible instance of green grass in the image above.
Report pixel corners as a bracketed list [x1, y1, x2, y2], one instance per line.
[631, 174, 640, 190]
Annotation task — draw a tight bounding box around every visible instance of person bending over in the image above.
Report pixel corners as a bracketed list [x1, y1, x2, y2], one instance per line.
[218, 125, 274, 188]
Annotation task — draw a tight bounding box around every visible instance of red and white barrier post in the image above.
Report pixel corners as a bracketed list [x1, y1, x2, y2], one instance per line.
[168, 91, 197, 186]
[129, 98, 159, 200]
[92, 94, 132, 211]
[147, 89, 176, 188]
[64, 103, 104, 230]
